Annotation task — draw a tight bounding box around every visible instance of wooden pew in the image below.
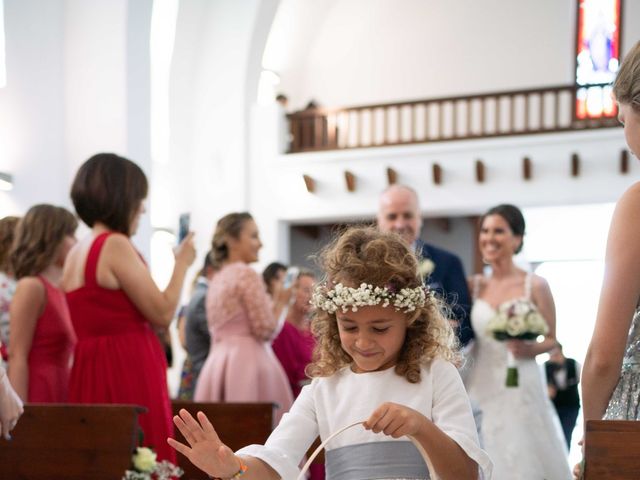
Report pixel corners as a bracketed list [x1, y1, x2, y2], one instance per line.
[172, 401, 275, 480]
[0, 403, 144, 480]
[584, 420, 640, 479]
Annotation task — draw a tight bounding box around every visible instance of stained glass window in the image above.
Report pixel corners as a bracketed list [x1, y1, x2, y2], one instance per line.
[575, 0, 622, 119]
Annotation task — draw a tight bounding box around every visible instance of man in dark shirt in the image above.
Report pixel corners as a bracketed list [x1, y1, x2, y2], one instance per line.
[546, 342, 581, 448]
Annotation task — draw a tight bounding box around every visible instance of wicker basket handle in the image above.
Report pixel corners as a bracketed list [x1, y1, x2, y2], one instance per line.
[295, 420, 437, 480]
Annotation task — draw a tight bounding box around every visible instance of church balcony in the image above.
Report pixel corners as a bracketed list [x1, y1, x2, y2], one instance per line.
[286, 83, 619, 154]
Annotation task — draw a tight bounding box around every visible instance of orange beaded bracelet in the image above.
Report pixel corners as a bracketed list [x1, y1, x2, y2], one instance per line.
[211, 458, 248, 480]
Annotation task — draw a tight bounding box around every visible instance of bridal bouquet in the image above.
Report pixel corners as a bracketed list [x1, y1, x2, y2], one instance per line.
[122, 447, 184, 480]
[486, 298, 549, 387]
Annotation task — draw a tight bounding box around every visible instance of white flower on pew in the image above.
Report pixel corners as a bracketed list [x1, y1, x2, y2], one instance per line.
[123, 446, 183, 480]
[133, 447, 157, 472]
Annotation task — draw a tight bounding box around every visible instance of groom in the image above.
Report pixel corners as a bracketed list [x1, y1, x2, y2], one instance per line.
[376, 185, 474, 346]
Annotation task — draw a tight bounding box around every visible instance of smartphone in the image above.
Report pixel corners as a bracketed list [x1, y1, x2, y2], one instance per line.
[178, 213, 190, 243]
[283, 266, 300, 289]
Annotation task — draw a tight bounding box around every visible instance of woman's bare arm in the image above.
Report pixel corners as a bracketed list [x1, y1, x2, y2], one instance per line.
[7, 278, 45, 401]
[582, 184, 640, 422]
[101, 233, 195, 327]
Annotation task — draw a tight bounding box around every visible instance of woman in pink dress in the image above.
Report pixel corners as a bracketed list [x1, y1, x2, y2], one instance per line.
[194, 213, 293, 424]
[8, 205, 78, 403]
[62, 153, 196, 461]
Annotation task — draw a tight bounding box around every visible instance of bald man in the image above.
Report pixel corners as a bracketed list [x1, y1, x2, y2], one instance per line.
[377, 185, 474, 346]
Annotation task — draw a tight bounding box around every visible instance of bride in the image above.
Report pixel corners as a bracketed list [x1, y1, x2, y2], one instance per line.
[464, 204, 571, 480]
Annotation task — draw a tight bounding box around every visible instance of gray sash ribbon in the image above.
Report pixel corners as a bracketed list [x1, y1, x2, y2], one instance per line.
[324, 440, 430, 480]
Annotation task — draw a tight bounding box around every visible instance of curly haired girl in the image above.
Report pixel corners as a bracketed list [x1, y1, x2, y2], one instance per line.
[169, 226, 492, 480]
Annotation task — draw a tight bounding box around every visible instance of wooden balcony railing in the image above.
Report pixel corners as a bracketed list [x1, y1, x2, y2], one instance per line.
[286, 83, 619, 153]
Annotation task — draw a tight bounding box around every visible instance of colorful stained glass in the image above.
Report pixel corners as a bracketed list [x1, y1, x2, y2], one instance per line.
[575, 0, 621, 119]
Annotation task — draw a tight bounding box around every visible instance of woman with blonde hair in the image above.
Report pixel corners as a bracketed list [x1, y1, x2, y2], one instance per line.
[194, 212, 293, 423]
[582, 41, 640, 429]
[8, 205, 78, 402]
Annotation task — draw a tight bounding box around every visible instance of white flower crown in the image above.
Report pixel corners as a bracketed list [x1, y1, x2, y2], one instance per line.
[311, 282, 429, 314]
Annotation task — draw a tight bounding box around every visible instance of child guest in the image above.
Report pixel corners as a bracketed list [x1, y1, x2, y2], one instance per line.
[169, 226, 492, 480]
[8, 205, 77, 402]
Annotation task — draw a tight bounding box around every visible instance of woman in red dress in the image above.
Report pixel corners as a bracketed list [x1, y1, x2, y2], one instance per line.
[8, 205, 78, 403]
[62, 153, 196, 461]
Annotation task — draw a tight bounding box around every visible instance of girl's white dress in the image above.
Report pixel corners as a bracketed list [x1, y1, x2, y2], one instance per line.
[464, 275, 571, 480]
[238, 359, 492, 480]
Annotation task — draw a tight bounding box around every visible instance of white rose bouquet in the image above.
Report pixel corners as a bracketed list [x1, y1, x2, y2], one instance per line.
[123, 447, 183, 480]
[486, 298, 549, 387]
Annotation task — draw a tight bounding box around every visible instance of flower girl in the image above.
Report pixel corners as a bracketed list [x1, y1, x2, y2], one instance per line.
[168, 226, 492, 480]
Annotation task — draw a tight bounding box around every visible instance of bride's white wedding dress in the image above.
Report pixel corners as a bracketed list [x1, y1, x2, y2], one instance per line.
[465, 274, 571, 480]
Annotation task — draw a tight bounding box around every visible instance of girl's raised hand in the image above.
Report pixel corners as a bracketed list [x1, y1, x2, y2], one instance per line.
[167, 409, 240, 478]
[363, 402, 427, 439]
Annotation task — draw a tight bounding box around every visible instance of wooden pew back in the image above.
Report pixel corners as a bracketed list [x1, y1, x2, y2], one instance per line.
[0, 403, 143, 480]
[584, 419, 640, 479]
[172, 401, 275, 480]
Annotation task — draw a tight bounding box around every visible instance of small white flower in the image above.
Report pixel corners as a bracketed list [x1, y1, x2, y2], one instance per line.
[419, 259, 436, 277]
[310, 282, 427, 314]
[132, 447, 157, 473]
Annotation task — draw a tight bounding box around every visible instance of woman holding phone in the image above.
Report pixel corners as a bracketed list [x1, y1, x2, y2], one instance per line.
[194, 213, 293, 423]
[62, 153, 196, 461]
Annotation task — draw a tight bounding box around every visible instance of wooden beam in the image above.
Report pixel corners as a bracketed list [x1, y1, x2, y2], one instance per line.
[475, 160, 485, 183]
[386, 167, 398, 185]
[344, 170, 356, 192]
[571, 153, 580, 177]
[620, 150, 629, 174]
[432, 163, 442, 185]
[302, 174, 315, 193]
[522, 156, 532, 180]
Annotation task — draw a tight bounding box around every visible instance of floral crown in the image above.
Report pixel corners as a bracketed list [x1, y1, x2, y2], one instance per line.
[311, 281, 429, 314]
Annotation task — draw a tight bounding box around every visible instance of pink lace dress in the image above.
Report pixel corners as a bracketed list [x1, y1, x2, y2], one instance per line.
[194, 262, 293, 424]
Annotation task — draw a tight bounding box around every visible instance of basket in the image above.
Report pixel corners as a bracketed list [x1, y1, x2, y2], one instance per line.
[296, 421, 437, 480]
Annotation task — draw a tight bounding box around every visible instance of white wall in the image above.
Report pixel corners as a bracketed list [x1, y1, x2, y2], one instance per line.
[248, 105, 633, 266]
[251, 0, 640, 272]
[65, 0, 153, 253]
[0, 0, 67, 217]
[168, 0, 280, 264]
[264, 0, 640, 110]
[0, 0, 153, 252]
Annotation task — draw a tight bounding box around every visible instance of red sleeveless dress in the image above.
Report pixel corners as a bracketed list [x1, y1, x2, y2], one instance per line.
[28, 276, 76, 402]
[67, 233, 175, 462]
